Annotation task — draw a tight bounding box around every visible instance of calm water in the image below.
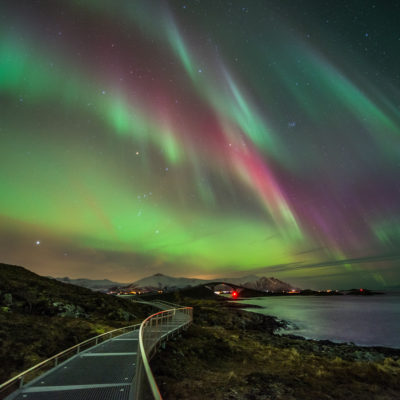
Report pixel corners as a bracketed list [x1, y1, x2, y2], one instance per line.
[240, 293, 400, 348]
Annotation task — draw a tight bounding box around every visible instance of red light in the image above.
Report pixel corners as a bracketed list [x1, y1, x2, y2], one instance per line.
[232, 291, 238, 299]
[360, 288, 364, 292]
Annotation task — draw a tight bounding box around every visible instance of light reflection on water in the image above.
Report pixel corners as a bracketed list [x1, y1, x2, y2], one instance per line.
[240, 293, 400, 348]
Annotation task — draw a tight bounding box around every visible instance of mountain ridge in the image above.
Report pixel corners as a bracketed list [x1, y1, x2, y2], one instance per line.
[53, 277, 128, 290]
[50, 273, 297, 292]
[125, 272, 296, 292]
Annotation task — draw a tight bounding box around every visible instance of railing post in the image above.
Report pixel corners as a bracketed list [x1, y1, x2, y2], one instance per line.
[19, 376, 24, 388]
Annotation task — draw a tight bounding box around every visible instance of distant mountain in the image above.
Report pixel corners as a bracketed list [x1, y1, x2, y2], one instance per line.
[125, 273, 205, 291]
[237, 276, 295, 292]
[52, 273, 296, 293]
[54, 277, 127, 291]
[125, 273, 296, 293]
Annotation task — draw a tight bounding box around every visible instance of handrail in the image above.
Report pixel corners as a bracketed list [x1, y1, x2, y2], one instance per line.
[135, 306, 193, 399]
[1, 302, 193, 400]
[0, 322, 140, 399]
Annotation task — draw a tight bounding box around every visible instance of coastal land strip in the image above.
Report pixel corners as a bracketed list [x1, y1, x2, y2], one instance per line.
[150, 296, 400, 400]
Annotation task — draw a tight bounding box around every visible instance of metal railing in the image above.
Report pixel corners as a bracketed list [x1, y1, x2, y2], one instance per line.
[135, 306, 193, 400]
[0, 323, 140, 400]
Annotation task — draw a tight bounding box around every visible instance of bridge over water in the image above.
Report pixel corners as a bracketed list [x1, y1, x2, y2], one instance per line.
[0, 301, 193, 400]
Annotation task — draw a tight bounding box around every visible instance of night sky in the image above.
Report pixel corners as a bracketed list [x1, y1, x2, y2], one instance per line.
[1, 0, 400, 289]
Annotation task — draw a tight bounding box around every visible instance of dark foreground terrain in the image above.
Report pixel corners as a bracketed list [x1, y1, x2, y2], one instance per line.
[2, 264, 400, 399]
[0, 263, 154, 383]
[151, 298, 400, 400]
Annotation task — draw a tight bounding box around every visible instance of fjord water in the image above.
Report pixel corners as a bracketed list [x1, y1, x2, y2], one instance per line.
[242, 293, 400, 348]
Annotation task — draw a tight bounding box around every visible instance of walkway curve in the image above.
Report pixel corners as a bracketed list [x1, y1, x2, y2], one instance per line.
[0, 300, 193, 400]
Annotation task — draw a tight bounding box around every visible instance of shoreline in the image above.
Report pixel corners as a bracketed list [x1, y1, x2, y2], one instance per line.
[232, 296, 400, 351]
[151, 298, 400, 399]
[238, 301, 400, 359]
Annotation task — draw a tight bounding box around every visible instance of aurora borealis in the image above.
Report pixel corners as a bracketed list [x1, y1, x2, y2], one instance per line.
[1, 0, 400, 288]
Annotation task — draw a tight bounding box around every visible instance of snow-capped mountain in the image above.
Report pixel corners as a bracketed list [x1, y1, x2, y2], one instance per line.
[236, 276, 295, 292]
[53, 273, 296, 293]
[124, 273, 205, 291]
[125, 273, 296, 292]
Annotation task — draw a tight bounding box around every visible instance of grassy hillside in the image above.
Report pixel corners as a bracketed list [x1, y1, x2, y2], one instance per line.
[0, 263, 154, 383]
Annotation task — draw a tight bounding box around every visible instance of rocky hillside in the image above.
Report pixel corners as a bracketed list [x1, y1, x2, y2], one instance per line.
[0, 263, 153, 321]
[0, 263, 154, 383]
